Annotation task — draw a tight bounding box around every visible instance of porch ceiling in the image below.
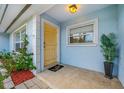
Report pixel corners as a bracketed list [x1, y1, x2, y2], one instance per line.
[0, 4, 55, 33]
[45, 4, 112, 23]
[0, 4, 26, 33]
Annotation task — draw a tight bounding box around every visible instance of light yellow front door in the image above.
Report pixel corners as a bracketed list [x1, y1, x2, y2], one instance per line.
[44, 22, 58, 67]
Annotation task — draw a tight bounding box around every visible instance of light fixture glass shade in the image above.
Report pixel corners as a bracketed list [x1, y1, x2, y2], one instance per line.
[68, 4, 78, 14]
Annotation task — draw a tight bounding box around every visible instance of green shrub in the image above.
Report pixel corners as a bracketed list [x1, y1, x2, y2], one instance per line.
[0, 51, 3, 59]
[14, 35, 36, 71]
[0, 73, 4, 89]
[0, 34, 36, 74]
[0, 51, 15, 75]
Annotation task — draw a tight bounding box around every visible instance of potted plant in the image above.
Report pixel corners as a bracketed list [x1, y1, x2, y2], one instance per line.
[100, 33, 117, 79]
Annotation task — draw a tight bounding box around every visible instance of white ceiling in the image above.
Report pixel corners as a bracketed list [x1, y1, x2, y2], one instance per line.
[0, 4, 26, 33]
[0, 4, 55, 33]
[2, 4, 26, 30]
[46, 4, 111, 23]
[7, 4, 54, 33]
[0, 4, 6, 21]
[0, 4, 112, 33]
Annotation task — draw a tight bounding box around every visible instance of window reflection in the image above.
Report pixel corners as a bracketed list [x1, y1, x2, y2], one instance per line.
[70, 31, 93, 43]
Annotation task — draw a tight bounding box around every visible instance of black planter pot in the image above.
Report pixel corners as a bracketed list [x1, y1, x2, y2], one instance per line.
[104, 62, 114, 79]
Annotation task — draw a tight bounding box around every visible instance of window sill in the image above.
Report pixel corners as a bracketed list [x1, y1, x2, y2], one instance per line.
[66, 43, 97, 47]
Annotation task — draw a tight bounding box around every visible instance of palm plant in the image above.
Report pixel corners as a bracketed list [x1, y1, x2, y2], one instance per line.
[100, 33, 117, 63]
[100, 33, 117, 79]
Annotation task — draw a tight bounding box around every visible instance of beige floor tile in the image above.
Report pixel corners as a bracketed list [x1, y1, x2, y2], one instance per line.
[37, 64, 123, 89]
[24, 79, 34, 88]
[29, 85, 40, 89]
[15, 83, 27, 89]
[31, 77, 49, 89]
[4, 81, 14, 89]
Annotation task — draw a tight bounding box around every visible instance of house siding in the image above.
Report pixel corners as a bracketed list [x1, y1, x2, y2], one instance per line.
[60, 5, 118, 75]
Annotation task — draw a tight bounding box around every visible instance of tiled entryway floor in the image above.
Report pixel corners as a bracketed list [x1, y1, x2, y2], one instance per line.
[15, 77, 50, 89]
[37, 64, 123, 89]
[3, 76, 50, 89]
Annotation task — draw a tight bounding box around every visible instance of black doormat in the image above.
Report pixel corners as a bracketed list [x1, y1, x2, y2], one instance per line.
[48, 64, 64, 72]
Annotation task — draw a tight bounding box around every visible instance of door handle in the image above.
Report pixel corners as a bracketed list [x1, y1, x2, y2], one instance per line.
[44, 42, 45, 48]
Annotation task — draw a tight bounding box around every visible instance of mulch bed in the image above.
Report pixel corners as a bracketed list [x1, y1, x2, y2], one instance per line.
[11, 70, 34, 86]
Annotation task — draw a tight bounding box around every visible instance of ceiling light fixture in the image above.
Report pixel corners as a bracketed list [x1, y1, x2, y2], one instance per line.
[68, 4, 78, 14]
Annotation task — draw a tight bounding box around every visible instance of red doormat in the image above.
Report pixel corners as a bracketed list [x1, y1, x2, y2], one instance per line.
[11, 70, 35, 86]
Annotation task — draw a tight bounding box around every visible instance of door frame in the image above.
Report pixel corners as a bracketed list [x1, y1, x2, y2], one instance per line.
[41, 18, 60, 71]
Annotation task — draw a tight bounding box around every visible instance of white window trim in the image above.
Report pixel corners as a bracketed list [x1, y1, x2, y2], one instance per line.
[13, 24, 27, 51]
[66, 18, 98, 47]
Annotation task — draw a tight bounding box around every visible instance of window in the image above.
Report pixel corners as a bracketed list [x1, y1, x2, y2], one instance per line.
[14, 25, 26, 51]
[66, 18, 98, 46]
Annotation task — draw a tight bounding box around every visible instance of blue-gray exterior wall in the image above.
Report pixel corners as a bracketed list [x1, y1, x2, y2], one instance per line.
[0, 33, 9, 51]
[60, 5, 118, 75]
[1, 4, 124, 86]
[118, 5, 124, 87]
